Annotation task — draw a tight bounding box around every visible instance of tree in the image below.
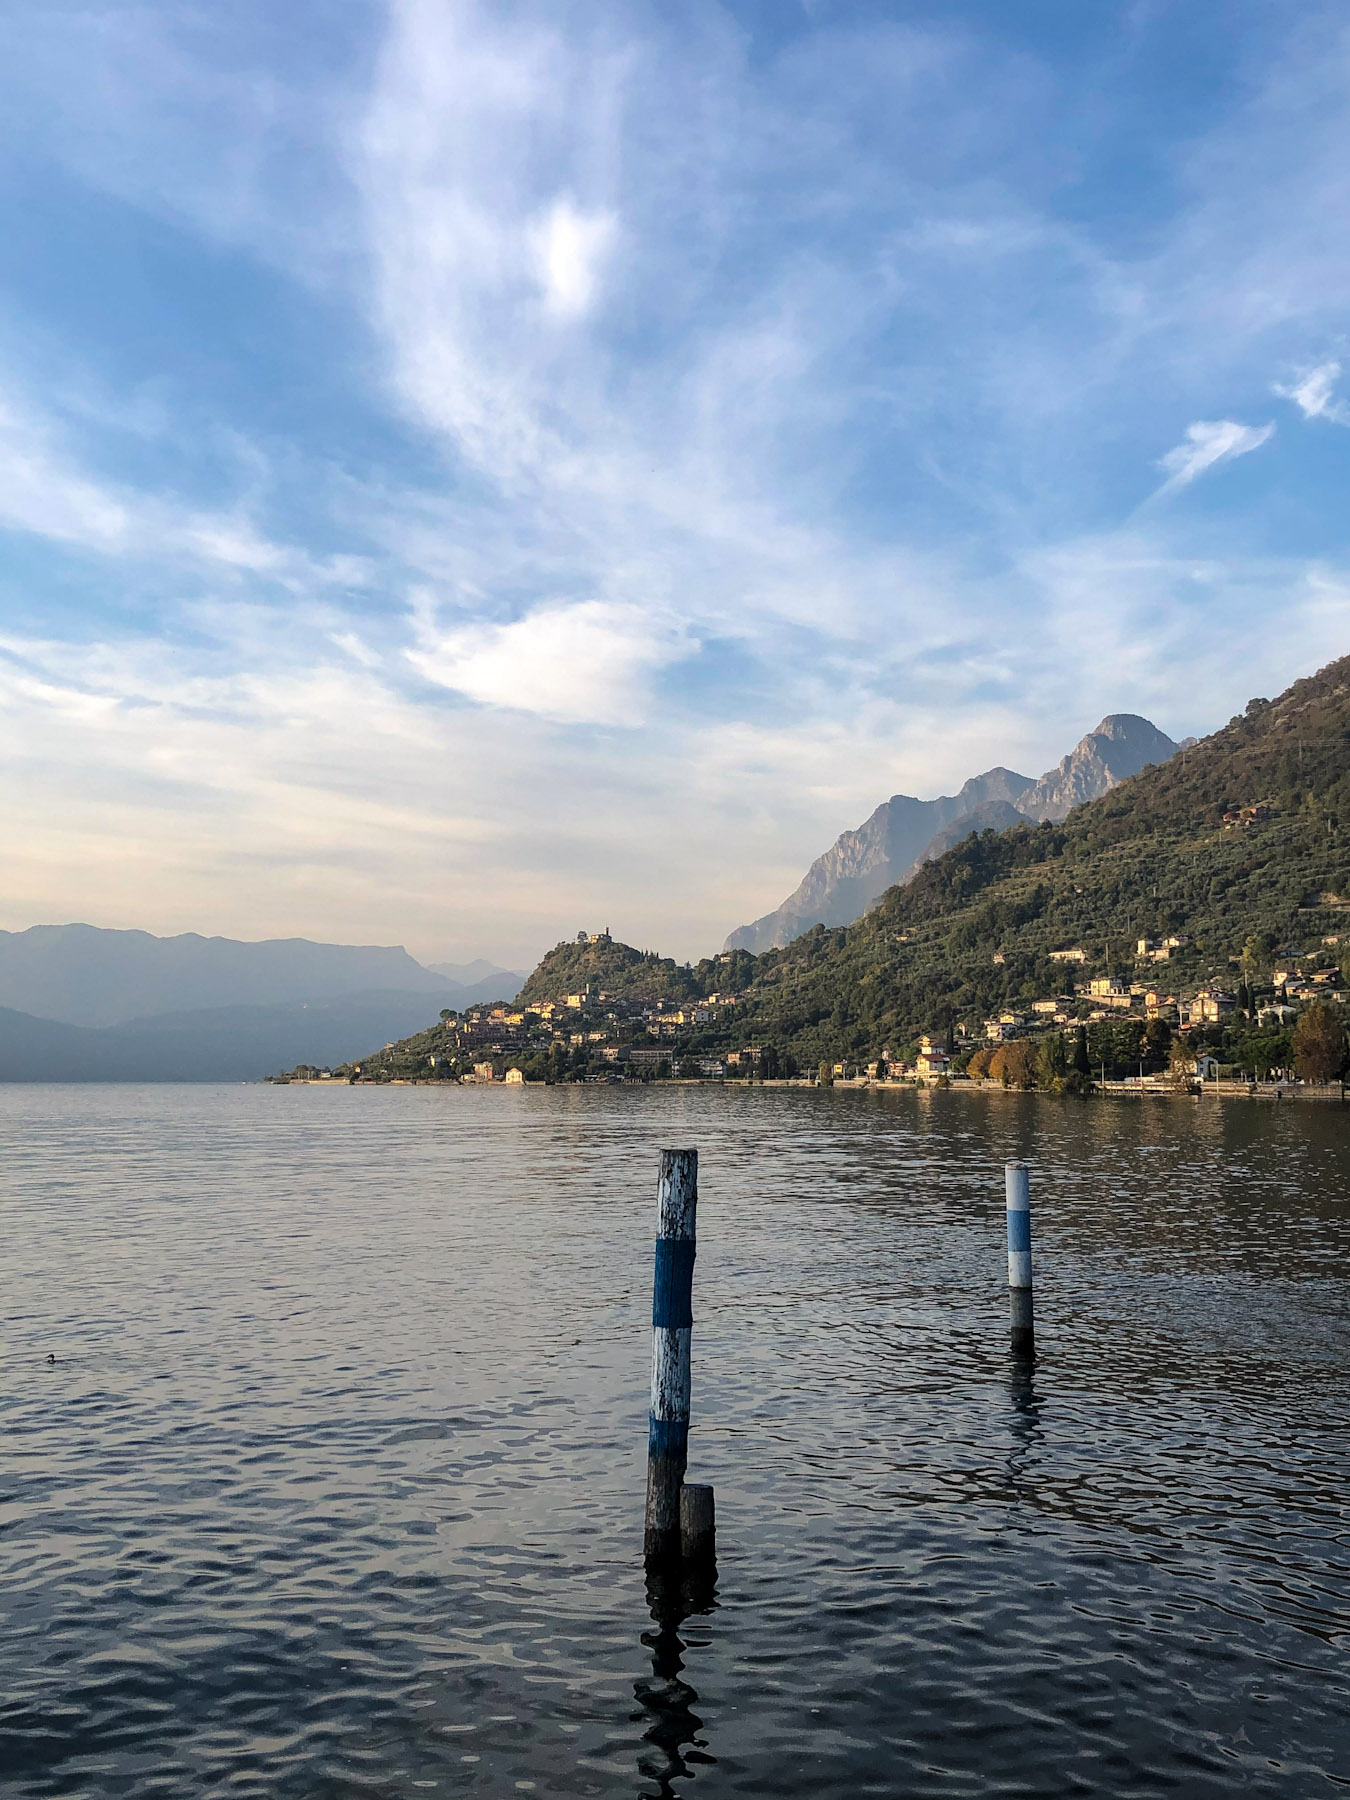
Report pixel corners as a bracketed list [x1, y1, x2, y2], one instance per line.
[1292, 1002, 1347, 1083]
[1142, 1018, 1172, 1071]
[439, 1008, 452, 1023]
[1168, 1039, 1196, 1082]
[967, 1046, 995, 1079]
[1234, 1032, 1289, 1081]
[1037, 1033, 1068, 1087]
[989, 1038, 1038, 1088]
[1071, 1025, 1091, 1076]
[818, 1061, 833, 1087]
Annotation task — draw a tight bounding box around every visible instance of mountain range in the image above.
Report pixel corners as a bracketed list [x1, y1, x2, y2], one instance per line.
[0, 926, 524, 1081]
[718, 656, 1350, 1064]
[725, 714, 1183, 953]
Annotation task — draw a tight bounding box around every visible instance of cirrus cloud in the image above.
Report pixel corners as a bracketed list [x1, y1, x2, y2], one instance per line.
[1153, 418, 1275, 497]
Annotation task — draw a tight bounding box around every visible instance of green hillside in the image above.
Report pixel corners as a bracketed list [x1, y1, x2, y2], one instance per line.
[311, 651, 1350, 1084]
[727, 653, 1350, 1062]
[516, 932, 757, 1006]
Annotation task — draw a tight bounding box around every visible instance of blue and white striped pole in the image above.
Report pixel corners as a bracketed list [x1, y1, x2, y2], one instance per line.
[1005, 1160, 1034, 1355]
[645, 1148, 697, 1563]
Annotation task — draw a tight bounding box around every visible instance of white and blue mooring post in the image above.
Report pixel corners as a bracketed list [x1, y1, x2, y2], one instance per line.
[1005, 1161, 1034, 1355]
[645, 1148, 709, 1565]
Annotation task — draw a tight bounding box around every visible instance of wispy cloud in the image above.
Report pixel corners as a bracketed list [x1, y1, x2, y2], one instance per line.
[0, 380, 370, 592]
[1274, 358, 1350, 425]
[1152, 419, 1275, 497]
[1, 2, 1350, 960]
[407, 598, 694, 725]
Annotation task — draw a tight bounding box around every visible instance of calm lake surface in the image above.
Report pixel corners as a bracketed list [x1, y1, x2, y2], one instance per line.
[2, 1083, 1348, 1798]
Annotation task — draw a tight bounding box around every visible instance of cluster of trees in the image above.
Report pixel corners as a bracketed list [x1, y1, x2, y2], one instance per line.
[953, 1001, 1348, 1092]
[965, 1019, 1174, 1085]
[1179, 998, 1347, 1081]
[964, 1026, 1094, 1092]
[1290, 1001, 1349, 1082]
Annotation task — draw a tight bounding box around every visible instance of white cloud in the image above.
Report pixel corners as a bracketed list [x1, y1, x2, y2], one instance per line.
[1274, 358, 1350, 425]
[528, 195, 617, 319]
[5, 0, 1350, 969]
[407, 599, 693, 725]
[1153, 419, 1274, 495]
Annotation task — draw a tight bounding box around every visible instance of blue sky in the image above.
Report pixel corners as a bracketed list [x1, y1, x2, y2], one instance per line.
[0, 0, 1348, 966]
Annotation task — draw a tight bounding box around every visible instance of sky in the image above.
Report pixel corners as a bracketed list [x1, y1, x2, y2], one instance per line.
[1, 0, 1349, 969]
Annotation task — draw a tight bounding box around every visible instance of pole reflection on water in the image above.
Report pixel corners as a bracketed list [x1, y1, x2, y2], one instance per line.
[1005, 1352, 1044, 1493]
[633, 1561, 718, 1798]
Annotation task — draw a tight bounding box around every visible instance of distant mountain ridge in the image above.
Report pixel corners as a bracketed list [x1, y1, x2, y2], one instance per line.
[724, 714, 1181, 953]
[0, 990, 455, 1082]
[0, 924, 453, 1027]
[0, 925, 521, 1079]
[426, 958, 527, 994]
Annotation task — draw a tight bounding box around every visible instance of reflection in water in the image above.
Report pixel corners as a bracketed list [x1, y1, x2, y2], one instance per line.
[634, 1562, 718, 1798]
[1005, 1352, 1044, 1492]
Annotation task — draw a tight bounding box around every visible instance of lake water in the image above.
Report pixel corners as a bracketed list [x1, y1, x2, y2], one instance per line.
[2, 1083, 1348, 1798]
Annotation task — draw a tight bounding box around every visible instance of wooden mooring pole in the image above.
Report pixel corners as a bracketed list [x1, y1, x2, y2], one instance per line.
[1005, 1160, 1034, 1356]
[645, 1148, 714, 1568]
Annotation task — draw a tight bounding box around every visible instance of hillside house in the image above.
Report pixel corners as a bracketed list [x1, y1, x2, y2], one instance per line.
[1259, 1002, 1298, 1026]
[985, 1016, 1022, 1041]
[1184, 989, 1236, 1025]
[1136, 935, 1188, 962]
[1088, 976, 1128, 998]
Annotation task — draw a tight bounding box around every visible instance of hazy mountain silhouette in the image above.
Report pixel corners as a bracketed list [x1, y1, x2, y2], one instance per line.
[0, 924, 453, 1027]
[0, 990, 457, 1082]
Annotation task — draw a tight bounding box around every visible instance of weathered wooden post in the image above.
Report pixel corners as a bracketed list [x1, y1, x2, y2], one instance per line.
[645, 1148, 699, 1564]
[1005, 1160, 1034, 1355]
[680, 1483, 715, 1566]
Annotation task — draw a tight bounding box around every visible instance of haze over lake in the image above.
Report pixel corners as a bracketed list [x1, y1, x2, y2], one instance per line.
[3, 1083, 1347, 1798]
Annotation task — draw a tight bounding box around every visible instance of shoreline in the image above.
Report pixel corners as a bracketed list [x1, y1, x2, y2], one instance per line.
[278, 1075, 1349, 1102]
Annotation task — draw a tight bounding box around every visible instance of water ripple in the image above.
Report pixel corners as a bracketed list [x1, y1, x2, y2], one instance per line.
[1, 1083, 1348, 1796]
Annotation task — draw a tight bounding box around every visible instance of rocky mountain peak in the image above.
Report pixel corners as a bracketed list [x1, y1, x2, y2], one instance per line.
[1020, 715, 1180, 822]
[723, 712, 1180, 953]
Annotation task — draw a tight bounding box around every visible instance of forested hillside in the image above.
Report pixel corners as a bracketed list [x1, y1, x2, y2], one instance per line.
[324, 654, 1350, 1084]
[516, 933, 757, 1005]
[728, 655, 1350, 1063]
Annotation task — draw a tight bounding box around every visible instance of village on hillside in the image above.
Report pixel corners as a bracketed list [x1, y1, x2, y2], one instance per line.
[277, 927, 1350, 1093]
